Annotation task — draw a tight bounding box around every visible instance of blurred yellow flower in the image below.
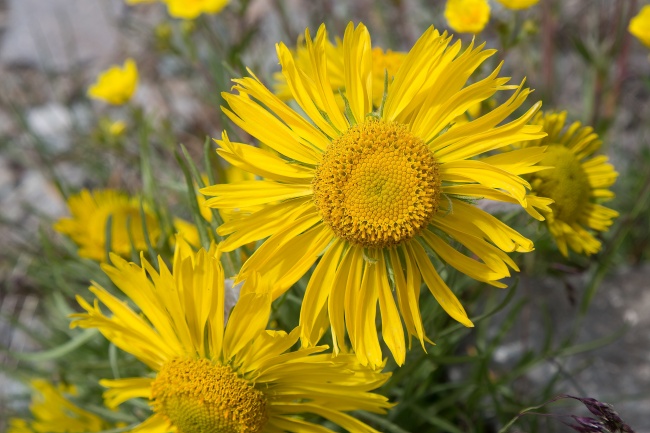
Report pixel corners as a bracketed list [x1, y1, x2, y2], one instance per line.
[108, 120, 126, 136]
[518, 112, 619, 257]
[496, 0, 539, 10]
[162, 0, 228, 19]
[87, 59, 138, 105]
[445, 0, 490, 34]
[54, 189, 161, 262]
[125, 0, 156, 4]
[8, 380, 109, 433]
[629, 5, 650, 48]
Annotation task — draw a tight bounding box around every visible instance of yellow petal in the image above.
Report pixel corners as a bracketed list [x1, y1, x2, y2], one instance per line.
[342, 22, 372, 123]
[222, 292, 271, 361]
[217, 197, 312, 252]
[201, 180, 312, 209]
[376, 253, 406, 366]
[216, 132, 315, 183]
[100, 377, 153, 409]
[407, 241, 473, 327]
[300, 239, 346, 345]
[420, 229, 508, 287]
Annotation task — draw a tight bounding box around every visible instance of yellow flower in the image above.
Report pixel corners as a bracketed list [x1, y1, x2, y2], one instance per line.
[496, 0, 539, 10]
[517, 112, 619, 257]
[125, 0, 156, 4]
[107, 120, 126, 136]
[629, 5, 650, 48]
[274, 39, 406, 108]
[445, 0, 491, 34]
[202, 23, 547, 368]
[162, 0, 228, 19]
[87, 59, 138, 105]
[8, 380, 109, 433]
[71, 238, 392, 433]
[54, 189, 161, 262]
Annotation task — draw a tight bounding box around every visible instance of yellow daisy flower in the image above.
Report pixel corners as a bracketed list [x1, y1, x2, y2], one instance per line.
[70, 238, 392, 433]
[517, 112, 619, 257]
[273, 38, 406, 108]
[445, 0, 491, 34]
[202, 23, 547, 367]
[87, 59, 138, 105]
[629, 5, 650, 48]
[54, 189, 161, 262]
[8, 380, 109, 433]
[496, 0, 539, 10]
[162, 0, 228, 19]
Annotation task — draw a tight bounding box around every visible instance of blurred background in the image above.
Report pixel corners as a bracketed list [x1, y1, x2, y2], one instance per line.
[1, 0, 649, 431]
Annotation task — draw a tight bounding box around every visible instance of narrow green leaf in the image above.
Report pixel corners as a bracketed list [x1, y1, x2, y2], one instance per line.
[7, 329, 99, 362]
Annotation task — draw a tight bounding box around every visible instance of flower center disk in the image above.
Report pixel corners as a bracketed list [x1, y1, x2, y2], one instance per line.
[151, 358, 268, 433]
[532, 145, 591, 223]
[313, 119, 441, 248]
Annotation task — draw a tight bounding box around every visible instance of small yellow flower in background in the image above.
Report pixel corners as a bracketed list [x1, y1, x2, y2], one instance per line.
[8, 380, 109, 433]
[71, 238, 392, 433]
[125, 0, 156, 4]
[107, 120, 126, 137]
[54, 189, 160, 262]
[204, 22, 548, 368]
[87, 59, 138, 105]
[517, 112, 619, 257]
[162, 0, 229, 19]
[496, 0, 539, 10]
[445, 0, 491, 34]
[629, 5, 650, 48]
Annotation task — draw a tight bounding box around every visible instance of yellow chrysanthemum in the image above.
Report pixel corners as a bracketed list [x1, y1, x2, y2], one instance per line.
[162, 0, 228, 19]
[54, 189, 161, 262]
[445, 0, 491, 34]
[70, 238, 392, 433]
[87, 59, 138, 105]
[629, 5, 650, 48]
[496, 0, 539, 10]
[8, 380, 110, 433]
[274, 38, 406, 108]
[517, 112, 619, 257]
[202, 23, 549, 367]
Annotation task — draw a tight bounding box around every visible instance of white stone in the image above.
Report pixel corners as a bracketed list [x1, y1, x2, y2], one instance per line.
[26, 103, 72, 153]
[0, 0, 123, 71]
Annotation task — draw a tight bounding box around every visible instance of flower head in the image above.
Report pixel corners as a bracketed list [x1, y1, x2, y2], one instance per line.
[445, 0, 491, 34]
[162, 0, 228, 19]
[202, 23, 547, 367]
[496, 0, 539, 10]
[54, 189, 160, 262]
[8, 380, 110, 433]
[87, 59, 138, 105]
[517, 112, 619, 256]
[629, 5, 650, 48]
[71, 238, 391, 433]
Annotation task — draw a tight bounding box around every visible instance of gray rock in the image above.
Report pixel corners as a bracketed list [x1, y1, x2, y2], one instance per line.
[25, 103, 71, 152]
[0, 0, 123, 71]
[1, 169, 65, 222]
